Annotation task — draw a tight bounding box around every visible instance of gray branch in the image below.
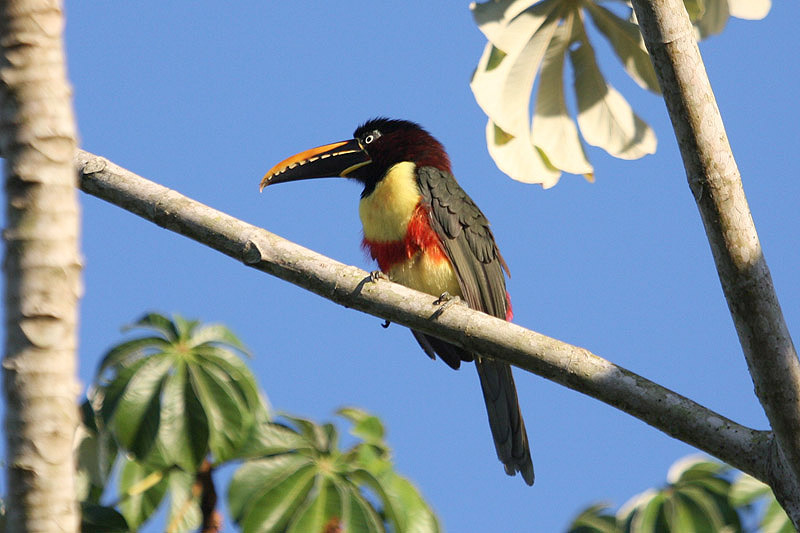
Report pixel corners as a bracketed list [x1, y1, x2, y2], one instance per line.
[76, 148, 770, 482]
[631, 0, 800, 525]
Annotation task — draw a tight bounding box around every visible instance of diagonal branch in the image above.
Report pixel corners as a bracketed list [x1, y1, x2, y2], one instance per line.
[75, 149, 770, 481]
[630, 0, 800, 524]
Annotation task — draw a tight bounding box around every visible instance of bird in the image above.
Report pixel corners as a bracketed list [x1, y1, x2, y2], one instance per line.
[260, 117, 534, 485]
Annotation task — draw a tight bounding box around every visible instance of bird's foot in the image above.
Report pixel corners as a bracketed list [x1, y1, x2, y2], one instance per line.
[433, 292, 462, 311]
[368, 270, 387, 283]
[380, 319, 391, 329]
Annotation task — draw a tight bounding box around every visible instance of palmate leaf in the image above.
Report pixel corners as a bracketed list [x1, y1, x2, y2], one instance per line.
[96, 312, 265, 468]
[584, 3, 659, 92]
[118, 458, 170, 531]
[731, 474, 792, 533]
[693, 0, 771, 38]
[470, 0, 769, 186]
[567, 503, 620, 533]
[80, 502, 130, 533]
[532, 13, 593, 179]
[165, 470, 202, 533]
[76, 398, 119, 504]
[570, 456, 749, 532]
[229, 410, 439, 533]
[471, 0, 561, 138]
[616, 456, 741, 532]
[570, 23, 657, 161]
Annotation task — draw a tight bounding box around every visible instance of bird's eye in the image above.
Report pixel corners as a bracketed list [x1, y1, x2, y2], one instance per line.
[363, 130, 381, 144]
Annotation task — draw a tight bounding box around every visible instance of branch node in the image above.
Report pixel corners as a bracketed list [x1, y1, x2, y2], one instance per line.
[242, 239, 263, 265]
[82, 156, 107, 175]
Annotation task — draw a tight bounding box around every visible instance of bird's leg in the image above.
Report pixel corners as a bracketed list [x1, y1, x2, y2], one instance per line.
[433, 291, 462, 311]
[368, 270, 387, 282]
[366, 270, 391, 328]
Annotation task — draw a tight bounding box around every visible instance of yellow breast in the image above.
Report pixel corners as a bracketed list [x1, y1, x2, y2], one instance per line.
[358, 161, 462, 298]
[387, 252, 462, 298]
[359, 161, 421, 242]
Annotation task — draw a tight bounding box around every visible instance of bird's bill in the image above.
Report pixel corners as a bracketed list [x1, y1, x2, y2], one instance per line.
[260, 138, 371, 190]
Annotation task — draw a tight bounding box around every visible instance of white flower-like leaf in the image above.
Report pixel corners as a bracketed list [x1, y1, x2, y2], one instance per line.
[532, 17, 593, 178]
[570, 25, 657, 160]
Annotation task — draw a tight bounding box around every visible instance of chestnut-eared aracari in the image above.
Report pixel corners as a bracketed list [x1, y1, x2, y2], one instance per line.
[261, 118, 534, 485]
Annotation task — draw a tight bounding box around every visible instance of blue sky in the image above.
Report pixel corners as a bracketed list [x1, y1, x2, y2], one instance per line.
[24, 1, 798, 531]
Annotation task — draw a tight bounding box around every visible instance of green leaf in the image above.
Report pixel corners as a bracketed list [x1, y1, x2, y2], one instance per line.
[672, 486, 726, 530]
[232, 420, 313, 460]
[667, 455, 728, 483]
[633, 490, 668, 532]
[126, 312, 179, 341]
[338, 406, 386, 444]
[97, 336, 169, 379]
[150, 363, 209, 470]
[80, 502, 129, 533]
[229, 457, 317, 532]
[570, 26, 657, 161]
[585, 3, 660, 92]
[118, 459, 169, 531]
[341, 484, 384, 533]
[761, 496, 793, 533]
[227, 455, 310, 522]
[567, 503, 619, 533]
[378, 472, 441, 533]
[189, 323, 252, 356]
[76, 400, 118, 503]
[188, 362, 252, 460]
[286, 477, 345, 533]
[165, 470, 201, 533]
[111, 354, 172, 459]
[99, 356, 150, 423]
[730, 473, 770, 506]
[282, 413, 336, 451]
[532, 14, 593, 178]
[173, 314, 201, 342]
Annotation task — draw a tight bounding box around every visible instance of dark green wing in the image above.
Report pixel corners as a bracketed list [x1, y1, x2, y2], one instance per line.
[415, 166, 534, 485]
[416, 166, 510, 319]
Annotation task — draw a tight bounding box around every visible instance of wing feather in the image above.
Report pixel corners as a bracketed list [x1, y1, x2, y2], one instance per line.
[415, 166, 534, 485]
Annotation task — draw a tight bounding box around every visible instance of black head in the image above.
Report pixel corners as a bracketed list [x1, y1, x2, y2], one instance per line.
[349, 118, 451, 188]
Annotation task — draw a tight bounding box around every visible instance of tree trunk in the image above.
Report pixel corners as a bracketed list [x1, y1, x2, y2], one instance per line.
[630, 0, 800, 527]
[0, 1, 81, 531]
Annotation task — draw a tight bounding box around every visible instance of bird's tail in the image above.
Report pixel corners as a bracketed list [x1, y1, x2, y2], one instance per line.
[475, 356, 534, 485]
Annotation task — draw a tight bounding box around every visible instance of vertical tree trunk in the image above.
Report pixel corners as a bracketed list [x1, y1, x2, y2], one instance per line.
[630, 0, 800, 526]
[0, 1, 81, 531]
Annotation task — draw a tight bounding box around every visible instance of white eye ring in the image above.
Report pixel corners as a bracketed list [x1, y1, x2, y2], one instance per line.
[363, 130, 381, 145]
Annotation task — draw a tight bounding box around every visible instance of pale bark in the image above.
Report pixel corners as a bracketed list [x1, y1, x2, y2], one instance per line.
[76, 149, 771, 482]
[1, 1, 81, 531]
[630, 0, 800, 526]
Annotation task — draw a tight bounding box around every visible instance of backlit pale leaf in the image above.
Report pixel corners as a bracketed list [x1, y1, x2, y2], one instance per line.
[470, 0, 561, 137]
[694, 0, 730, 38]
[532, 17, 593, 177]
[585, 3, 660, 92]
[728, 0, 771, 19]
[486, 120, 561, 187]
[570, 27, 656, 160]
